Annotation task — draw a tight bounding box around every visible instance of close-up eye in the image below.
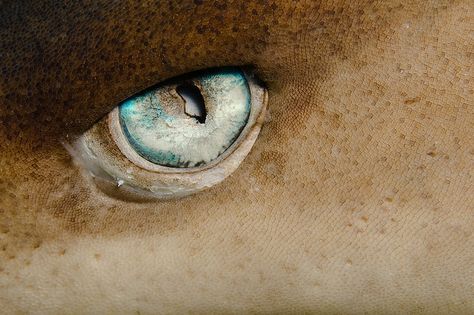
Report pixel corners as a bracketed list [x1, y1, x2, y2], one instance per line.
[72, 67, 267, 200]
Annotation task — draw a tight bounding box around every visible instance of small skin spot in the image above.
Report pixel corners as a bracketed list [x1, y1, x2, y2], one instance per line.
[385, 197, 393, 202]
[59, 249, 66, 255]
[94, 253, 101, 260]
[421, 192, 432, 199]
[281, 263, 298, 273]
[427, 151, 436, 157]
[404, 96, 421, 105]
[330, 112, 342, 129]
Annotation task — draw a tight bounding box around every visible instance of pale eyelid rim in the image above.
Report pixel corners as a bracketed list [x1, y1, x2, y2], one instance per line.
[108, 70, 267, 174]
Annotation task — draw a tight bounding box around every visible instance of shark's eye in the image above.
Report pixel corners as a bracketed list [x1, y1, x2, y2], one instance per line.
[118, 70, 251, 168]
[72, 68, 267, 200]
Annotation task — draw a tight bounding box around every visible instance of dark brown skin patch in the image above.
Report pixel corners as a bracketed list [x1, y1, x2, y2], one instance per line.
[1, 0, 474, 313]
[0, 0, 405, 245]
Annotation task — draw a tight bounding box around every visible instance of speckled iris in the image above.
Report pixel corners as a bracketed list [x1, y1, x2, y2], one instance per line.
[118, 68, 251, 168]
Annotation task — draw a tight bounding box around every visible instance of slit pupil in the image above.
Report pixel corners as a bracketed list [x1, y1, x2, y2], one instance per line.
[176, 82, 207, 124]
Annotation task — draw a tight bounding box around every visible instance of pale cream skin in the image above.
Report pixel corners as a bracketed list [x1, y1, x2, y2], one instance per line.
[1, 1, 473, 314]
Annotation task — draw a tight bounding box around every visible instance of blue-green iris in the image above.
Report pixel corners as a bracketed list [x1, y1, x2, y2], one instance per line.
[119, 68, 251, 168]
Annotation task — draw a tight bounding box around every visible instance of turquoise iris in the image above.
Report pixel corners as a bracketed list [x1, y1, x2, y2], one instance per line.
[118, 68, 251, 168]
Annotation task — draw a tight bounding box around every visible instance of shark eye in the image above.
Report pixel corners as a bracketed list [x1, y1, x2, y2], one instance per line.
[72, 68, 267, 200]
[118, 69, 251, 168]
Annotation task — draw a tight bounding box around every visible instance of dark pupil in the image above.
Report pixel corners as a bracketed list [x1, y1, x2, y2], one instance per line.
[176, 82, 207, 124]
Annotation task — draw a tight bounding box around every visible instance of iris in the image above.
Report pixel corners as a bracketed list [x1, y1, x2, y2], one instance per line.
[118, 68, 251, 168]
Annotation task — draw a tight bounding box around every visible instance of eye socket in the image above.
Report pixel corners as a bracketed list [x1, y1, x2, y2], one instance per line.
[71, 67, 267, 200]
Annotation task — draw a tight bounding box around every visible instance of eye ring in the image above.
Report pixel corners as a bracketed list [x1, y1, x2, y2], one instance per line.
[108, 70, 266, 174]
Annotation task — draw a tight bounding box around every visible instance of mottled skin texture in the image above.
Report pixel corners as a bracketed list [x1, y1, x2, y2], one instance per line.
[1, 0, 473, 313]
